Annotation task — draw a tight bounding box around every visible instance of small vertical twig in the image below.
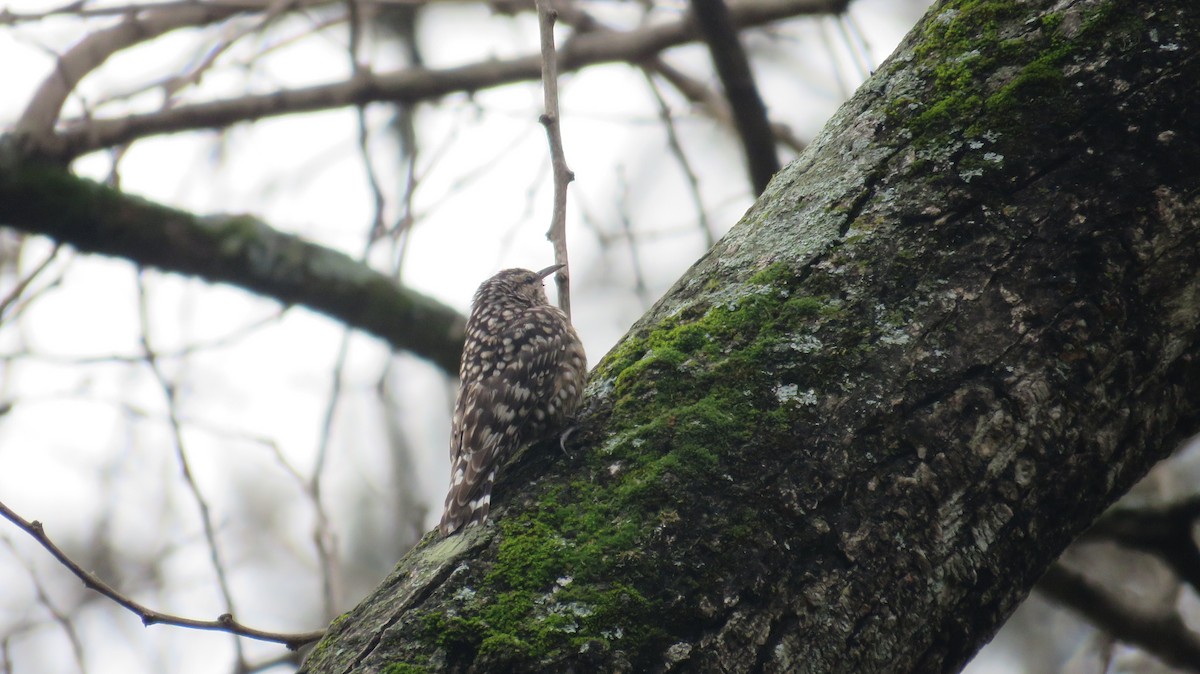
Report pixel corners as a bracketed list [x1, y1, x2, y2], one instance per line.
[3, 538, 87, 673]
[309, 334, 348, 619]
[534, 0, 575, 318]
[614, 166, 651, 308]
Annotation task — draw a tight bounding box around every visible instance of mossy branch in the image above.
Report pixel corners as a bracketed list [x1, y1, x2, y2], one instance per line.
[0, 163, 465, 374]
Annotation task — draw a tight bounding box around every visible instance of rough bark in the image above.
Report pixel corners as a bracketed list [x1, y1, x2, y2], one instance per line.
[300, 0, 1200, 672]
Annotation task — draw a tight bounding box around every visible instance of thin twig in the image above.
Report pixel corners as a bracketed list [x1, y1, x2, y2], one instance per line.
[641, 69, 716, 249]
[647, 57, 807, 155]
[0, 498, 325, 650]
[0, 311, 285, 366]
[614, 166, 650, 308]
[11, 0, 364, 151]
[0, 244, 60, 320]
[15, 4, 245, 144]
[0, 0, 427, 25]
[386, 71, 424, 276]
[239, 430, 348, 617]
[356, 107, 387, 243]
[835, 12, 873, 80]
[305, 29, 398, 608]
[103, 0, 326, 113]
[374, 367, 431, 549]
[309, 330, 350, 619]
[535, 0, 574, 317]
[0, 0, 286, 24]
[387, 133, 421, 274]
[2, 538, 87, 673]
[815, 18, 851, 100]
[50, 0, 846, 161]
[136, 274, 249, 668]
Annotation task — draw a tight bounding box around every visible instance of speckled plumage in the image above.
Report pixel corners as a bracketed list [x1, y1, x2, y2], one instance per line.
[439, 265, 586, 537]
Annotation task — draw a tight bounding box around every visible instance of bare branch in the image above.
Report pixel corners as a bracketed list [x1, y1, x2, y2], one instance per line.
[310, 328, 350, 618]
[535, 0, 574, 316]
[48, 0, 847, 160]
[0, 243, 60, 320]
[689, 0, 784, 194]
[2, 538, 88, 673]
[1082, 496, 1200, 591]
[642, 69, 716, 249]
[1038, 562, 1200, 673]
[0, 0, 330, 24]
[15, 3, 247, 146]
[137, 275, 249, 666]
[0, 166, 466, 375]
[11, 0, 371, 154]
[646, 57, 806, 154]
[0, 498, 325, 650]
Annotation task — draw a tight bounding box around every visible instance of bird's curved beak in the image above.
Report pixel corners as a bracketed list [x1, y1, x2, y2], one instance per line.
[537, 264, 565, 279]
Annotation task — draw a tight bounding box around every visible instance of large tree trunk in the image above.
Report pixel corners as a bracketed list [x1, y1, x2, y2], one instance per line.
[298, 0, 1200, 672]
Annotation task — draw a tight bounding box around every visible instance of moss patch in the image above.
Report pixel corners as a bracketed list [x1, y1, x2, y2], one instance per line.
[882, 0, 1149, 196]
[907, 1, 1027, 132]
[383, 665, 429, 674]
[900, 0, 1130, 140]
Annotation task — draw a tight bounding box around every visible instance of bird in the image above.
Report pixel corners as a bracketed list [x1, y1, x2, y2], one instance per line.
[439, 265, 586, 537]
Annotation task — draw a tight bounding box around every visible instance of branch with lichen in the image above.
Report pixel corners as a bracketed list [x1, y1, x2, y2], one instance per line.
[0, 162, 465, 374]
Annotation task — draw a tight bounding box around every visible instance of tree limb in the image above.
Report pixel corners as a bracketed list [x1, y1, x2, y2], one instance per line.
[42, 0, 846, 160]
[1039, 563, 1200, 673]
[1083, 496, 1200, 591]
[689, 0, 785, 194]
[646, 57, 807, 155]
[0, 163, 466, 374]
[0, 497, 326, 650]
[14, 2, 246, 144]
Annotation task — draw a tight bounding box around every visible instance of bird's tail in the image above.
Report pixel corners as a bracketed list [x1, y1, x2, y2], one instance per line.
[439, 467, 496, 536]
